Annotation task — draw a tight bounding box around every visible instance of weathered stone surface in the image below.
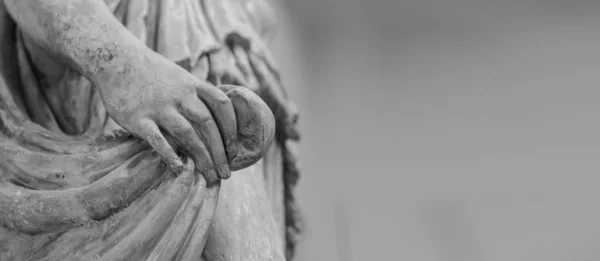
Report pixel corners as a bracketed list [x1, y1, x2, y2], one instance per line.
[0, 0, 301, 260]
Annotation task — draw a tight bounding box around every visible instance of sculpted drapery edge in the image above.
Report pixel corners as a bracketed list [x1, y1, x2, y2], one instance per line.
[0, 0, 302, 260]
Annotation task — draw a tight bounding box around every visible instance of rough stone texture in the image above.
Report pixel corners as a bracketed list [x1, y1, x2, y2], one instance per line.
[0, 0, 301, 260]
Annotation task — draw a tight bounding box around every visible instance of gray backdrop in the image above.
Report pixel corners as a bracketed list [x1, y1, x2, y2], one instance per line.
[271, 1, 600, 260]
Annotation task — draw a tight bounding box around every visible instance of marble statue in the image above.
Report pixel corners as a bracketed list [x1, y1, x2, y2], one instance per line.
[0, 0, 301, 260]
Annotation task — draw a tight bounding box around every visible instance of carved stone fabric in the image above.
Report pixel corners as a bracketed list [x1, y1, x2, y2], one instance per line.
[0, 0, 301, 260]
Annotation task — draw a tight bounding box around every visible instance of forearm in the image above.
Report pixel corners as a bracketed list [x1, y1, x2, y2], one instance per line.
[2, 0, 149, 88]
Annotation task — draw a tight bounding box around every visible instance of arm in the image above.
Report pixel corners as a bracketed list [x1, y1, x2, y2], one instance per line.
[2, 0, 247, 184]
[2, 0, 147, 88]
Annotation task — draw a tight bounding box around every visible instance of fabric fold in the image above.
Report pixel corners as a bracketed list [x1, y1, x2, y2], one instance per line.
[1, 0, 301, 260]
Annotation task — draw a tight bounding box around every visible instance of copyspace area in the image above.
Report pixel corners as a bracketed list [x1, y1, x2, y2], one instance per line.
[272, 1, 600, 260]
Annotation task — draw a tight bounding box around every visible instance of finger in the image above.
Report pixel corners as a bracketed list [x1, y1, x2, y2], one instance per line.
[181, 99, 231, 180]
[157, 111, 218, 184]
[136, 119, 184, 173]
[195, 84, 238, 163]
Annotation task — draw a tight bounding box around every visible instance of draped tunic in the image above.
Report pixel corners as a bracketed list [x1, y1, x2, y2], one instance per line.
[0, 0, 301, 260]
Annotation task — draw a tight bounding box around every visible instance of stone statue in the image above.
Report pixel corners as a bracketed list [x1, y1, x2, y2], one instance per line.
[0, 0, 301, 260]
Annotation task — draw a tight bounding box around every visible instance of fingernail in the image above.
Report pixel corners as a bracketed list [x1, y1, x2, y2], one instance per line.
[205, 169, 218, 184]
[218, 164, 231, 179]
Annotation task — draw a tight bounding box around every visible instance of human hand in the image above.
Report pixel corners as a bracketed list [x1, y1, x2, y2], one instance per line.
[98, 52, 273, 184]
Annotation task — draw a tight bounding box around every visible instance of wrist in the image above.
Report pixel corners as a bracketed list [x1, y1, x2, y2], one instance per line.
[87, 42, 150, 92]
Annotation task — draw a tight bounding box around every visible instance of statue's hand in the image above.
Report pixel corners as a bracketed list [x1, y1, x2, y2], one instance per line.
[98, 52, 274, 184]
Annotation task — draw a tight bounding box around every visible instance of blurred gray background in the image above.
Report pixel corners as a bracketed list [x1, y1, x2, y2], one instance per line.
[269, 0, 600, 260]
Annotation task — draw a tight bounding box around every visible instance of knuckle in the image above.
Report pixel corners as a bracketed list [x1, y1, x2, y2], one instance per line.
[137, 122, 162, 142]
[214, 94, 230, 106]
[173, 98, 186, 111]
[145, 132, 161, 143]
[135, 117, 153, 129]
[179, 126, 196, 140]
[198, 116, 215, 126]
